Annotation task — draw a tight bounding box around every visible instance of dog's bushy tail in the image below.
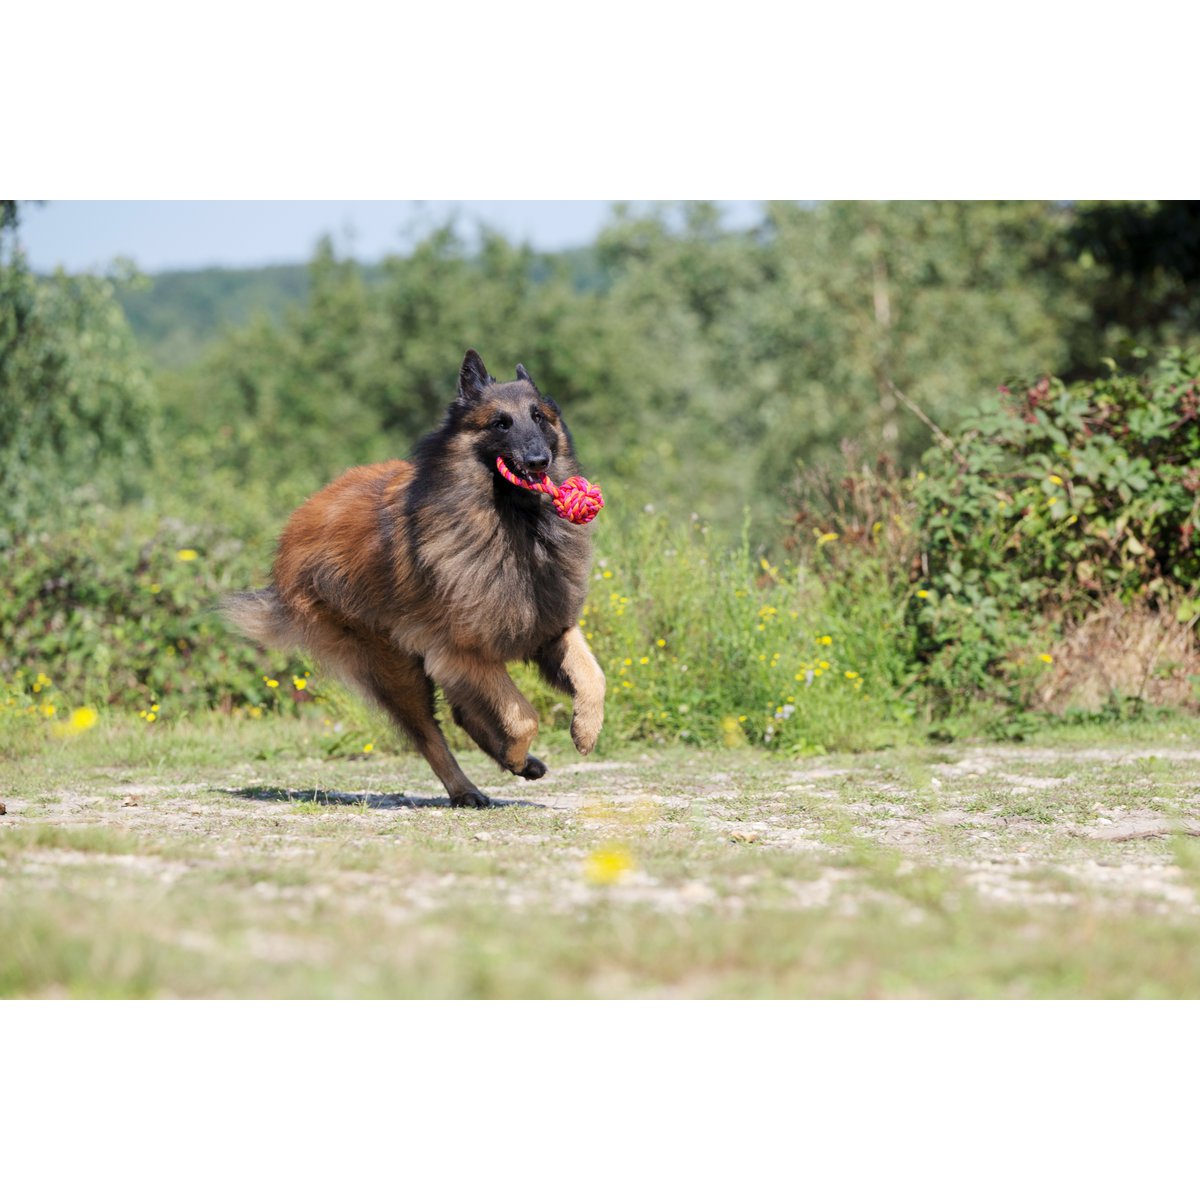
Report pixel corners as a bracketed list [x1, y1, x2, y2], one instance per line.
[220, 586, 302, 651]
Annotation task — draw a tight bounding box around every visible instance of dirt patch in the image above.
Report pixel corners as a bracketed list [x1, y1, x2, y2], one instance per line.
[3, 738, 1200, 996]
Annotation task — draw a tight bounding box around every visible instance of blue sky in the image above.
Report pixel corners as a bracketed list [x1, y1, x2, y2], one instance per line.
[17, 201, 766, 274]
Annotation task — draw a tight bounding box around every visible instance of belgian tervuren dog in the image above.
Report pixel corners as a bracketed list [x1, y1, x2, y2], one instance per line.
[223, 350, 605, 807]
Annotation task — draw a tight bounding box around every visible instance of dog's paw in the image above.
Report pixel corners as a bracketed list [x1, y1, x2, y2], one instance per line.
[571, 711, 602, 756]
[450, 790, 493, 809]
[515, 755, 547, 781]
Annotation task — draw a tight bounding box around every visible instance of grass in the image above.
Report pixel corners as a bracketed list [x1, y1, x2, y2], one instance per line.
[3, 709, 1200, 997]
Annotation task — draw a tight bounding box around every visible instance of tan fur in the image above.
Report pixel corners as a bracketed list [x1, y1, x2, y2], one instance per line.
[223, 353, 605, 807]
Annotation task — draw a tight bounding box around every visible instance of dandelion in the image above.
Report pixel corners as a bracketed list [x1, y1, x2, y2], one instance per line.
[656, 638, 666, 648]
[815, 531, 839, 545]
[1039, 653, 1054, 664]
[719, 715, 744, 748]
[53, 706, 98, 739]
[917, 589, 930, 599]
[584, 843, 634, 886]
[292, 676, 308, 690]
[39, 703, 57, 718]
[1048, 474, 1064, 487]
[638, 656, 649, 665]
[602, 570, 613, 579]
[176, 549, 199, 561]
[816, 635, 833, 646]
[844, 670, 859, 680]
[363, 742, 374, 754]
[265, 678, 279, 689]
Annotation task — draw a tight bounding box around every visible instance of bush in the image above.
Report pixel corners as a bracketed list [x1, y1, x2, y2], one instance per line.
[0, 511, 310, 718]
[912, 349, 1200, 715]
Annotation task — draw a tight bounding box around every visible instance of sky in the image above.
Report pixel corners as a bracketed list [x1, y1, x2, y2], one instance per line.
[16, 200, 766, 275]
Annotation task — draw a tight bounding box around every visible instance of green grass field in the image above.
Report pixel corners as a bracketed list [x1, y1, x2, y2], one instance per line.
[3, 711, 1200, 998]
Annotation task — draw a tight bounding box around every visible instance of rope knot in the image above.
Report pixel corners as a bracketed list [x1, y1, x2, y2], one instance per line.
[495, 457, 605, 525]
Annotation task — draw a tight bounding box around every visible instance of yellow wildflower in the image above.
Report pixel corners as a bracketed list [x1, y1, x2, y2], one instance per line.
[293, 676, 308, 690]
[363, 742, 374, 754]
[1039, 653, 1054, 664]
[176, 549, 199, 561]
[584, 843, 634, 886]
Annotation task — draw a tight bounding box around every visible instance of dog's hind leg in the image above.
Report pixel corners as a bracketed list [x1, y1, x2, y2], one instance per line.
[427, 652, 544, 781]
[534, 626, 606, 755]
[310, 624, 491, 807]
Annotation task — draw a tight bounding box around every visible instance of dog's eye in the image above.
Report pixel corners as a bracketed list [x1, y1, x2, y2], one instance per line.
[531, 408, 545, 424]
[491, 415, 512, 431]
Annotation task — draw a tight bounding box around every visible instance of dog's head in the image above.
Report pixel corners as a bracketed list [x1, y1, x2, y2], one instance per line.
[453, 349, 566, 485]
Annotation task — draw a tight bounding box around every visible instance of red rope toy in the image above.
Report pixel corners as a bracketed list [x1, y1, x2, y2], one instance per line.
[496, 457, 604, 525]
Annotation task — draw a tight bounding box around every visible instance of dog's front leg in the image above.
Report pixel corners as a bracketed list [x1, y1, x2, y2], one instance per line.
[535, 626, 606, 755]
[426, 650, 545, 779]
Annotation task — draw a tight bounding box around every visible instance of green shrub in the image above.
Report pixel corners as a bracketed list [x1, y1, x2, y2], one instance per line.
[0, 511, 310, 718]
[912, 349, 1200, 714]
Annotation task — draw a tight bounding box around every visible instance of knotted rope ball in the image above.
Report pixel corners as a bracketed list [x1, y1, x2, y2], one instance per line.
[496, 457, 605, 525]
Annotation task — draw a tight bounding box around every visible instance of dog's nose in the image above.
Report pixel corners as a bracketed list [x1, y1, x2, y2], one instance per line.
[524, 451, 550, 473]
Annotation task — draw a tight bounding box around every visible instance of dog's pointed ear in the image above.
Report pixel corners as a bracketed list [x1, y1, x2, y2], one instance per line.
[515, 363, 537, 390]
[458, 349, 493, 405]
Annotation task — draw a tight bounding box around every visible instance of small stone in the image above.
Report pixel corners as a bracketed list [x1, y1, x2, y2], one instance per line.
[0, 802, 7, 816]
[473, 832, 493, 842]
[122, 796, 139, 807]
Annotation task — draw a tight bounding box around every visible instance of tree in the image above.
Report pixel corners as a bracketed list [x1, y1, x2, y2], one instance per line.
[0, 202, 156, 540]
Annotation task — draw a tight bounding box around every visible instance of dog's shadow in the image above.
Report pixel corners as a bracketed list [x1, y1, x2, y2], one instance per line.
[223, 786, 542, 810]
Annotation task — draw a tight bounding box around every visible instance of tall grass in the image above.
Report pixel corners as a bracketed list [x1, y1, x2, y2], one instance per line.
[569, 513, 917, 753]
